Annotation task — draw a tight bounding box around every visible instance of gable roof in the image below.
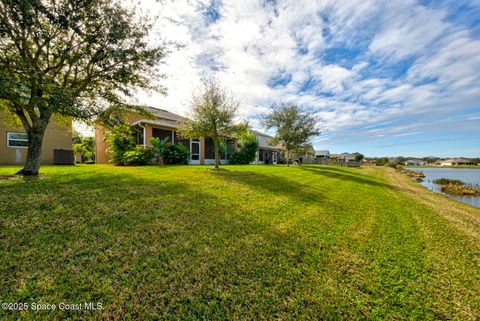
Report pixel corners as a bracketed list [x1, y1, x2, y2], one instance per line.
[249, 129, 273, 138]
[134, 107, 276, 140]
[143, 106, 187, 122]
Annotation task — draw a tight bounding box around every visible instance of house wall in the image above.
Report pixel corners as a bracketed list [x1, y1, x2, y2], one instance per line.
[95, 122, 211, 165]
[0, 112, 72, 165]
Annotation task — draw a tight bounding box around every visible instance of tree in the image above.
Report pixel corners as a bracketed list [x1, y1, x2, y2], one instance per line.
[262, 103, 320, 166]
[376, 157, 389, 166]
[73, 136, 95, 163]
[0, 0, 166, 175]
[179, 78, 239, 169]
[229, 132, 259, 165]
[106, 125, 136, 165]
[353, 152, 364, 162]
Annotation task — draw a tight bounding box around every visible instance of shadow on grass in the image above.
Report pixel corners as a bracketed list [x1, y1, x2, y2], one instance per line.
[0, 167, 344, 319]
[299, 165, 396, 190]
[210, 169, 325, 205]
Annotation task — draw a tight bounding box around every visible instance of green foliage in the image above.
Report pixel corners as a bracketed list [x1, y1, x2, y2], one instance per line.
[179, 78, 239, 169]
[162, 143, 190, 165]
[229, 134, 259, 164]
[106, 125, 136, 165]
[262, 103, 320, 165]
[0, 0, 166, 174]
[72, 131, 83, 145]
[73, 137, 95, 163]
[122, 146, 154, 166]
[386, 162, 397, 168]
[353, 152, 364, 162]
[376, 157, 389, 166]
[150, 137, 168, 165]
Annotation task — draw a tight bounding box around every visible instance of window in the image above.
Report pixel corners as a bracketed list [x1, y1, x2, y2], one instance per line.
[7, 132, 28, 148]
[152, 128, 173, 142]
[205, 138, 215, 159]
[132, 125, 144, 145]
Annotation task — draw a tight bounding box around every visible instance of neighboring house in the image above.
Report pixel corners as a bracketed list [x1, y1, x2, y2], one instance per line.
[315, 150, 330, 159]
[249, 130, 283, 165]
[439, 158, 475, 166]
[0, 111, 72, 165]
[340, 153, 356, 162]
[96, 107, 278, 165]
[404, 159, 427, 166]
[388, 157, 398, 163]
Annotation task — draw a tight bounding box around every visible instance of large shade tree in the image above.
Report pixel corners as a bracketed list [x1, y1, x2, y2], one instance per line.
[179, 78, 239, 169]
[262, 103, 320, 166]
[0, 0, 166, 175]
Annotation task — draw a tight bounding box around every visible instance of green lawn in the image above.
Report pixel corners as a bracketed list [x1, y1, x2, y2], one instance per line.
[1, 164, 479, 320]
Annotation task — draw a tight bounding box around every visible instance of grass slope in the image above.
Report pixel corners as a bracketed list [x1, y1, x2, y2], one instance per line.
[0, 165, 479, 320]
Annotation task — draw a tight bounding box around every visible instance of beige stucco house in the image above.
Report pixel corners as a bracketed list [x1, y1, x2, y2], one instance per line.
[96, 107, 282, 165]
[0, 111, 73, 165]
[96, 107, 238, 165]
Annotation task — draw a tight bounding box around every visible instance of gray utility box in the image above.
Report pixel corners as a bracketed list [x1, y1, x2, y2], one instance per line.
[53, 149, 75, 165]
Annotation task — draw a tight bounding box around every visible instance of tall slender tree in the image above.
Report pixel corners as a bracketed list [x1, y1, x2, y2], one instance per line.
[262, 103, 320, 166]
[0, 0, 166, 175]
[179, 78, 239, 169]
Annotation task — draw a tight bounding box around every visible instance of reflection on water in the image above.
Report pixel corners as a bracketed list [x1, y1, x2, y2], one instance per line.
[406, 168, 480, 208]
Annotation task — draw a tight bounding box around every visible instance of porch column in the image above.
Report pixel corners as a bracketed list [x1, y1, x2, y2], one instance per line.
[199, 137, 205, 165]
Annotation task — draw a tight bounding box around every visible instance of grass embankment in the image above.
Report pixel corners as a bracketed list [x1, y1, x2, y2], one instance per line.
[1, 165, 480, 320]
[433, 178, 479, 196]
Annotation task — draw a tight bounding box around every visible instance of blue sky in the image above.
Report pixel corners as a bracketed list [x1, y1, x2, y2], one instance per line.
[132, 0, 480, 158]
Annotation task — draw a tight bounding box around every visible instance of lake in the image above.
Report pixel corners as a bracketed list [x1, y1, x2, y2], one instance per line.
[406, 167, 480, 208]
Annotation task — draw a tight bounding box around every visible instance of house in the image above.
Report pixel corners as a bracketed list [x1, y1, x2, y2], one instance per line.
[404, 159, 427, 166]
[0, 111, 72, 165]
[249, 130, 283, 165]
[340, 153, 356, 162]
[96, 107, 279, 165]
[439, 158, 475, 166]
[315, 150, 330, 159]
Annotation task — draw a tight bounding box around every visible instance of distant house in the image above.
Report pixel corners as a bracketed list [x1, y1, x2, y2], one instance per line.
[340, 153, 356, 162]
[388, 157, 398, 163]
[404, 159, 427, 166]
[249, 130, 283, 165]
[315, 150, 330, 159]
[439, 158, 475, 166]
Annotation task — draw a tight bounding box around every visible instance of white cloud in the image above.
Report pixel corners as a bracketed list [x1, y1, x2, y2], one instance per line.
[110, 0, 480, 154]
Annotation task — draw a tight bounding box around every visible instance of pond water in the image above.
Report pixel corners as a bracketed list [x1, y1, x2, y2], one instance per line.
[406, 168, 480, 208]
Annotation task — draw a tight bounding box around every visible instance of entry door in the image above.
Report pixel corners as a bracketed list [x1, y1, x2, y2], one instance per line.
[190, 140, 200, 164]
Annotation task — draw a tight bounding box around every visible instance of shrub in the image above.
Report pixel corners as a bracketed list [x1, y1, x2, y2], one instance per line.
[376, 157, 389, 166]
[162, 143, 190, 165]
[122, 146, 154, 166]
[150, 137, 167, 165]
[73, 136, 95, 164]
[229, 134, 259, 165]
[386, 162, 397, 168]
[106, 125, 137, 165]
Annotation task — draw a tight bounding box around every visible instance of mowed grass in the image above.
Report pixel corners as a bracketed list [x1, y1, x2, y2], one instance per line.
[0, 164, 480, 320]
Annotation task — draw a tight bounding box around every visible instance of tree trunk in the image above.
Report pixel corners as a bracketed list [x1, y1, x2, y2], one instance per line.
[213, 138, 220, 169]
[16, 122, 48, 176]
